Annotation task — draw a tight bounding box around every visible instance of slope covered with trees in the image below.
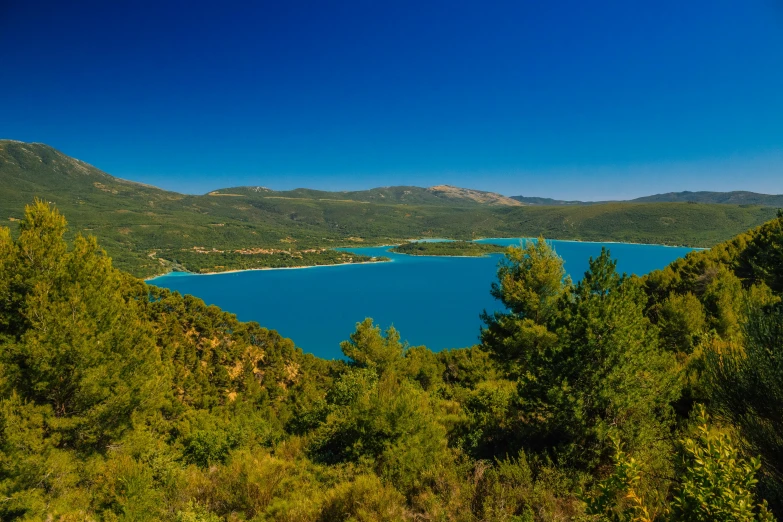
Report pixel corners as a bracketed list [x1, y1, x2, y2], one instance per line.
[1, 203, 782, 520]
[391, 240, 506, 256]
[632, 191, 783, 206]
[1, 140, 778, 278]
[511, 191, 783, 206]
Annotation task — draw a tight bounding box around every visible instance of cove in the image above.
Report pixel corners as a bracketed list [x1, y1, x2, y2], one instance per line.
[148, 240, 698, 359]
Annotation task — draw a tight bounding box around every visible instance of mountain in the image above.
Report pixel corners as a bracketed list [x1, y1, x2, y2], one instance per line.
[510, 195, 591, 205]
[0, 139, 180, 204]
[1, 140, 778, 278]
[212, 184, 522, 206]
[512, 191, 783, 206]
[630, 190, 783, 206]
[427, 185, 523, 206]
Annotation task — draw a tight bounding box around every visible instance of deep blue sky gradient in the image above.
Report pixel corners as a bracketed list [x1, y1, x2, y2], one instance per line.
[2, 1, 782, 199]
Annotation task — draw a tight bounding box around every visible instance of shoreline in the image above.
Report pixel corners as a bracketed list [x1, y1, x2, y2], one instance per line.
[473, 237, 708, 249]
[391, 236, 707, 249]
[145, 258, 391, 282]
[146, 237, 708, 281]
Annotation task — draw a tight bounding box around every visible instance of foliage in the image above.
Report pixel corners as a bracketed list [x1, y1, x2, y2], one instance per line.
[670, 406, 774, 521]
[480, 237, 567, 372]
[706, 301, 783, 511]
[340, 318, 405, 375]
[391, 240, 506, 257]
[483, 243, 679, 477]
[0, 200, 781, 520]
[587, 410, 774, 522]
[656, 292, 705, 353]
[0, 201, 164, 451]
[584, 434, 655, 522]
[490, 237, 569, 323]
[310, 369, 450, 496]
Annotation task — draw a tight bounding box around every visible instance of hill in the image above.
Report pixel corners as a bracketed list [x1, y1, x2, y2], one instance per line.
[1, 140, 778, 278]
[213, 184, 522, 206]
[631, 190, 783, 206]
[510, 195, 590, 205]
[512, 190, 783, 206]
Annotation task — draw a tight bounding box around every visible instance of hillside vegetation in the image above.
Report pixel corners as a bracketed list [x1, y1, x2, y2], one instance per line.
[511, 190, 783, 206]
[222, 184, 522, 206]
[1, 141, 778, 278]
[632, 190, 783, 206]
[511, 195, 590, 205]
[0, 201, 782, 520]
[391, 240, 506, 256]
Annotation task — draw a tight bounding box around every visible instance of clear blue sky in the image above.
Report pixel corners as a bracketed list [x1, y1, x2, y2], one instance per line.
[2, 1, 782, 199]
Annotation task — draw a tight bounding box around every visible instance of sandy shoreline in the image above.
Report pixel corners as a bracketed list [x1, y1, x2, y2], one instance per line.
[145, 259, 391, 282]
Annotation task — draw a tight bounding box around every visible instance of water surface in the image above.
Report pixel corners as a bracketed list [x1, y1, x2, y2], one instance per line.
[148, 240, 697, 359]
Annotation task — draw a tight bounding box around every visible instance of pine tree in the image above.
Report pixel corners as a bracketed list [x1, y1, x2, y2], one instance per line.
[481, 237, 569, 372]
[0, 201, 164, 450]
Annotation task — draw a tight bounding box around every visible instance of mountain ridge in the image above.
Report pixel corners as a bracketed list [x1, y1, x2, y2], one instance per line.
[1, 139, 779, 277]
[511, 190, 783, 206]
[5, 141, 780, 206]
[630, 190, 783, 206]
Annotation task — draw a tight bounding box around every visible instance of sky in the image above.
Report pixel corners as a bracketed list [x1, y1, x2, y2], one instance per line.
[1, 1, 782, 199]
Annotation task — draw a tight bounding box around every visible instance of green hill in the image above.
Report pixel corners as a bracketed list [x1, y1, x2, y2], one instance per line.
[510, 195, 591, 205]
[631, 190, 783, 205]
[1, 140, 778, 278]
[512, 190, 783, 206]
[222, 184, 523, 206]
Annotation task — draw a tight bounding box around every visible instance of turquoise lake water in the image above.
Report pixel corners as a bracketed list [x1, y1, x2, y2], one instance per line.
[148, 240, 698, 359]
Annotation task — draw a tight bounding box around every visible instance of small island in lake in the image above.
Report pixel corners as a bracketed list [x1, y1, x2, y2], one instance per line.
[391, 240, 507, 257]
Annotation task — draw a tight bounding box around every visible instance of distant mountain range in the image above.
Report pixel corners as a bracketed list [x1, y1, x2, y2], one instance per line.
[510, 196, 590, 205]
[629, 191, 783, 206]
[209, 184, 524, 207]
[1, 139, 779, 277]
[215, 187, 783, 208]
[511, 191, 783, 207]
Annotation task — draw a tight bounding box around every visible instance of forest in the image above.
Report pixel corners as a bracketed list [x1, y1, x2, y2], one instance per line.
[1, 200, 782, 521]
[391, 240, 506, 257]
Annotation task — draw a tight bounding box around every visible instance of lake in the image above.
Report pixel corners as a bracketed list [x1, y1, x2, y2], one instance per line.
[148, 240, 698, 359]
